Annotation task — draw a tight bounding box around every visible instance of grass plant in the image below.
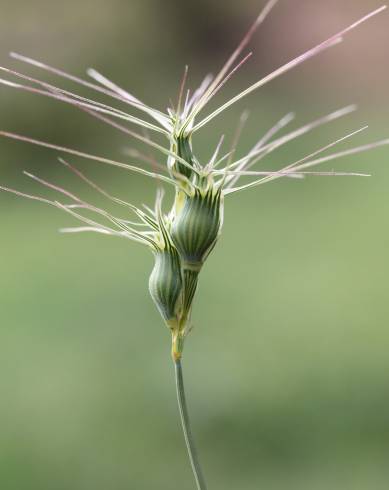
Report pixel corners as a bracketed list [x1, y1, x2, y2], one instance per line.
[0, 2, 388, 488]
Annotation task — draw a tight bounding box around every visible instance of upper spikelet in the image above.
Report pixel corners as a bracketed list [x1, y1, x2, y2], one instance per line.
[169, 133, 198, 180]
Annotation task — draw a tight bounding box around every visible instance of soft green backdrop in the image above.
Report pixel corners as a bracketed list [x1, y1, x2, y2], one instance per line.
[1, 1, 388, 489]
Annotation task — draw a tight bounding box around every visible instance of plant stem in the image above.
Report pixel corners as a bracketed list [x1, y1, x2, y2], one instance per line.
[174, 359, 208, 490]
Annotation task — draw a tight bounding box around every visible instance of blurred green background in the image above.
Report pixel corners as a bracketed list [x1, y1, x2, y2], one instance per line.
[1, 1, 389, 489]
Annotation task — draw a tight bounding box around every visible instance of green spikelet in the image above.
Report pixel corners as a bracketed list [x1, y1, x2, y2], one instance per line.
[169, 134, 197, 180]
[148, 245, 183, 327]
[148, 191, 183, 328]
[171, 186, 223, 269]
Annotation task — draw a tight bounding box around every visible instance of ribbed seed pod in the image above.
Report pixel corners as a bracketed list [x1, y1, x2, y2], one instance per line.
[148, 245, 183, 327]
[171, 186, 223, 269]
[148, 192, 184, 328]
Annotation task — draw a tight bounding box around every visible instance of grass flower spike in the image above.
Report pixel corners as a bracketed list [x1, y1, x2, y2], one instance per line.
[1, 2, 388, 489]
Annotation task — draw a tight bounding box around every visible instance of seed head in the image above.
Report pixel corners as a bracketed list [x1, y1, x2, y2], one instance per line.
[0, 2, 387, 360]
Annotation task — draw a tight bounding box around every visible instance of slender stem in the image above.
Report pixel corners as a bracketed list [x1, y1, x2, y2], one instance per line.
[174, 359, 208, 490]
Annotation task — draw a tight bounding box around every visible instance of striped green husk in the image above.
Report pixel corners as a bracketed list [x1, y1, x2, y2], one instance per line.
[182, 269, 199, 316]
[148, 247, 183, 323]
[171, 188, 222, 267]
[171, 135, 197, 179]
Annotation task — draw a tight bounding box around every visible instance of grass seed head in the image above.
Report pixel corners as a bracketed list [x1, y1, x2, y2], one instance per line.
[0, 2, 387, 361]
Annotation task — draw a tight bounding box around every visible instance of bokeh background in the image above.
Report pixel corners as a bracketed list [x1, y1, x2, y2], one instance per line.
[1, 1, 389, 489]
